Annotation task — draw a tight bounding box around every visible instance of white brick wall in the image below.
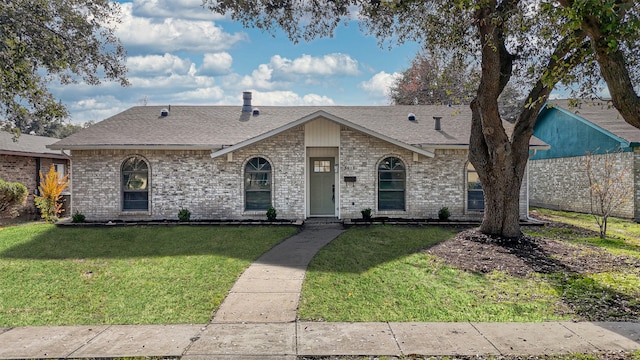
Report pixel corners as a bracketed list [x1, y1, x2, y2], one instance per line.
[529, 152, 635, 219]
[70, 125, 529, 221]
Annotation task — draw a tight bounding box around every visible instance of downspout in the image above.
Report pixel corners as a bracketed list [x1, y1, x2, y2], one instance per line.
[60, 150, 73, 215]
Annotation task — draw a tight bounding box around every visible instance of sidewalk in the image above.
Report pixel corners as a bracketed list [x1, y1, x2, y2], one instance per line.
[1, 223, 639, 359]
[0, 321, 638, 358]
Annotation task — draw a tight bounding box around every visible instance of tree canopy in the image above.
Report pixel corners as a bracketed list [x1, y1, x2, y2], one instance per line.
[0, 0, 128, 133]
[204, 0, 640, 237]
[389, 51, 479, 106]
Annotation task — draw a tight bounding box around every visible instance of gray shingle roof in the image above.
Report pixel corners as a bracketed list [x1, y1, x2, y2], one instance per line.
[547, 99, 640, 144]
[49, 104, 546, 150]
[0, 131, 65, 158]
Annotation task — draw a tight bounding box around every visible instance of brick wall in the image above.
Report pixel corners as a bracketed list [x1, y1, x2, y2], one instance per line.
[0, 154, 70, 219]
[69, 125, 530, 221]
[529, 152, 635, 219]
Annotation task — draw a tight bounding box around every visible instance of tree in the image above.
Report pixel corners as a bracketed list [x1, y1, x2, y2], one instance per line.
[390, 50, 523, 121]
[0, 0, 128, 133]
[584, 151, 632, 239]
[0, 178, 28, 218]
[389, 51, 479, 105]
[204, 0, 640, 238]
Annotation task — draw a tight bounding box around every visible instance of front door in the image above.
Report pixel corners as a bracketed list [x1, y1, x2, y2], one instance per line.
[310, 158, 335, 216]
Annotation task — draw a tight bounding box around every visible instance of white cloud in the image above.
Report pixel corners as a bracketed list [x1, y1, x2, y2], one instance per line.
[199, 52, 233, 75]
[132, 0, 226, 21]
[172, 87, 226, 102]
[127, 53, 193, 76]
[246, 91, 336, 106]
[270, 53, 360, 78]
[359, 71, 400, 98]
[117, 2, 247, 53]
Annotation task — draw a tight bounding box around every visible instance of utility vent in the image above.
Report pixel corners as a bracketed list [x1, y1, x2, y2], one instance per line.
[252, 108, 260, 116]
[160, 108, 169, 117]
[407, 113, 416, 121]
[242, 91, 252, 112]
[433, 116, 442, 131]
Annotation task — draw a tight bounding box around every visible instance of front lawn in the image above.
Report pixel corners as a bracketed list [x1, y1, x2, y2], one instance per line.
[299, 218, 640, 322]
[0, 223, 296, 326]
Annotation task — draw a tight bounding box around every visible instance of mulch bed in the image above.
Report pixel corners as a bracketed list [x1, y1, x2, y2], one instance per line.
[425, 222, 640, 322]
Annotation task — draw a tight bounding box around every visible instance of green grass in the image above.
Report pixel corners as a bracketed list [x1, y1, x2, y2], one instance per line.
[299, 226, 563, 322]
[0, 223, 296, 326]
[299, 223, 640, 322]
[529, 207, 640, 257]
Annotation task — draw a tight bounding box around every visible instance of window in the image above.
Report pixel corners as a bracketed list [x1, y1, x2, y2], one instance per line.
[314, 160, 331, 173]
[54, 163, 66, 177]
[467, 163, 484, 211]
[378, 157, 405, 210]
[245, 157, 272, 211]
[122, 156, 149, 211]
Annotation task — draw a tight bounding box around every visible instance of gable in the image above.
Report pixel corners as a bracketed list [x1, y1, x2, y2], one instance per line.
[532, 105, 631, 160]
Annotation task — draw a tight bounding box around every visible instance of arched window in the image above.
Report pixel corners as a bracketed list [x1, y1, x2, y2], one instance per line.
[467, 163, 484, 211]
[378, 157, 405, 211]
[245, 157, 272, 211]
[122, 156, 149, 211]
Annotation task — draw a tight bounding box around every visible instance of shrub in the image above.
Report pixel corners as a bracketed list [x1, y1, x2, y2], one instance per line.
[361, 208, 372, 221]
[72, 210, 86, 223]
[0, 178, 28, 218]
[266, 206, 277, 221]
[34, 165, 70, 223]
[178, 208, 191, 222]
[438, 207, 451, 221]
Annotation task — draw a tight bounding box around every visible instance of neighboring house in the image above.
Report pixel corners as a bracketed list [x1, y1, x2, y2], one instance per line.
[530, 100, 640, 220]
[49, 92, 547, 222]
[0, 131, 70, 219]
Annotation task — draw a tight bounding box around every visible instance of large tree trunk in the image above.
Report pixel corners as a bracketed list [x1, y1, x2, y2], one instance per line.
[469, 99, 529, 238]
[469, 3, 527, 238]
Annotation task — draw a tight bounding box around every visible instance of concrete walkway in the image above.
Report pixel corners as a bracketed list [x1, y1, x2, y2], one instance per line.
[1, 224, 639, 359]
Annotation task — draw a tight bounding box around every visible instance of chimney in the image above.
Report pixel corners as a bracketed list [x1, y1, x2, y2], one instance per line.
[433, 116, 442, 131]
[242, 91, 252, 112]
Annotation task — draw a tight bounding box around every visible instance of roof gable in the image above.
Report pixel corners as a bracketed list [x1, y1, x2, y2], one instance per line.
[209, 111, 436, 158]
[545, 100, 640, 144]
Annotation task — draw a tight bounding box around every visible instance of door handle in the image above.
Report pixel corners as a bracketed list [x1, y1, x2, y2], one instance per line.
[332, 184, 335, 202]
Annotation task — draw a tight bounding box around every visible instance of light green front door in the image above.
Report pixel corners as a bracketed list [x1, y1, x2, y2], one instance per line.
[310, 157, 335, 216]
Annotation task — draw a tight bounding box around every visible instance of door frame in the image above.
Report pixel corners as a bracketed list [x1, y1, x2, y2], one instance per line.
[306, 147, 339, 218]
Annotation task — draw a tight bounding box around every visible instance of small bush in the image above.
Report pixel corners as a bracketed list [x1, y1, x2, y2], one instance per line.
[178, 208, 191, 222]
[361, 208, 372, 221]
[438, 207, 451, 221]
[34, 165, 69, 223]
[266, 206, 277, 221]
[72, 211, 86, 223]
[0, 178, 28, 218]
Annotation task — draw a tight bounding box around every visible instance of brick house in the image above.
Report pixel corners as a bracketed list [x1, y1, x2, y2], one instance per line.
[49, 92, 547, 222]
[529, 100, 640, 220]
[0, 131, 70, 219]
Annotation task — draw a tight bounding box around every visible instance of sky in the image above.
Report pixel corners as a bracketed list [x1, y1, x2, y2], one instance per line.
[51, 0, 421, 124]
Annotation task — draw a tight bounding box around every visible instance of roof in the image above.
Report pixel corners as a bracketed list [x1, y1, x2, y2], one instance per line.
[546, 99, 640, 145]
[49, 105, 548, 154]
[0, 131, 66, 159]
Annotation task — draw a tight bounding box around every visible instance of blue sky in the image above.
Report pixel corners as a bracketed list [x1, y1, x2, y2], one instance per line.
[52, 0, 421, 124]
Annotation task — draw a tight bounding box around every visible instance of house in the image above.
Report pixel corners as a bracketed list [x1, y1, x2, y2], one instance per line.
[49, 92, 547, 222]
[0, 131, 70, 219]
[529, 99, 640, 220]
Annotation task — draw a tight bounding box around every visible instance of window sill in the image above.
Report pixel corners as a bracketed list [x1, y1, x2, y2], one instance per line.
[243, 210, 267, 216]
[119, 211, 151, 216]
[376, 210, 407, 215]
